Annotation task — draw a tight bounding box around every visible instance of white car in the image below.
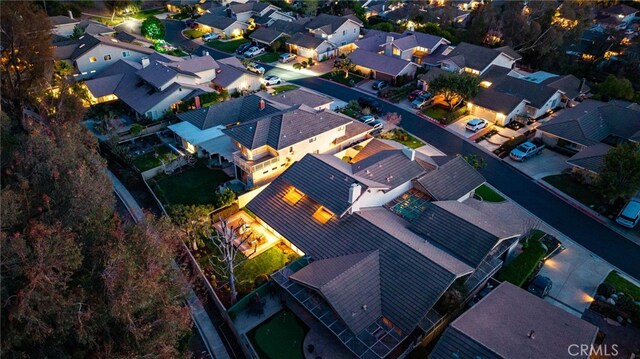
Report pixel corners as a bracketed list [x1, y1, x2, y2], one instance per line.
[246, 62, 265, 75]
[262, 75, 281, 85]
[465, 118, 488, 132]
[243, 46, 265, 58]
[279, 53, 296, 63]
[202, 33, 219, 41]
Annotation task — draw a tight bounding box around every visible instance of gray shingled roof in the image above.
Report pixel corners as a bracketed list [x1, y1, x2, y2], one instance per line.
[393, 31, 445, 51]
[287, 33, 326, 49]
[212, 62, 259, 88]
[538, 100, 640, 146]
[50, 15, 79, 26]
[222, 107, 351, 151]
[542, 74, 590, 99]
[416, 156, 485, 201]
[268, 88, 333, 109]
[493, 76, 559, 109]
[306, 13, 361, 34]
[290, 251, 382, 334]
[177, 94, 282, 130]
[249, 27, 285, 44]
[567, 143, 612, 173]
[246, 159, 459, 333]
[269, 19, 308, 36]
[430, 282, 599, 359]
[472, 87, 525, 115]
[352, 149, 426, 188]
[196, 13, 238, 30]
[409, 201, 509, 267]
[442, 42, 518, 71]
[348, 48, 416, 77]
[351, 138, 396, 163]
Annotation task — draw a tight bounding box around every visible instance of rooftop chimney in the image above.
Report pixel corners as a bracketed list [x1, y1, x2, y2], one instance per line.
[259, 98, 266, 110]
[68, 10, 74, 20]
[384, 35, 394, 56]
[579, 77, 587, 94]
[141, 57, 150, 68]
[195, 96, 201, 109]
[402, 147, 415, 161]
[348, 183, 361, 204]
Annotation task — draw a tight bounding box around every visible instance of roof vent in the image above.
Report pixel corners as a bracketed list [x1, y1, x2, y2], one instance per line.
[259, 98, 266, 110]
[362, 304, 368, 311]
[329, 175, 334, 180]
[528, 330, 535, 339]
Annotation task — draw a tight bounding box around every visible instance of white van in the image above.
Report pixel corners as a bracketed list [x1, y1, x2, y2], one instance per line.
[616, 197, 640, 228]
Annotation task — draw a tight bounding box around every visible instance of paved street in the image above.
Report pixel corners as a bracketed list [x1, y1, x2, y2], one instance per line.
[162, 25, 640, 280]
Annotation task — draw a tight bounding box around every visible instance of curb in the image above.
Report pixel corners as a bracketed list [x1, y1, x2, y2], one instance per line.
[536, 180, 607, 225]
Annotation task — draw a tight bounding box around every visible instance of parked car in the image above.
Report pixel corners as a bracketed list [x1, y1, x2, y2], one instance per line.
[616, 197, 640, 228]
[369, 120, 383, 131]
[509, 141, 545, 161]
[243, 46, 265, 57]
[357, 97, 383, 114]
[527, 275, 552, 298]
[372, 80, 389, 91]
[185, 19, 195, 28]
[235, 42, 253, 55]
[202, 32, 219, 42]
[246, 62, 265, 75]
[411, 93, 433, 109]
[262, 75, 281, 85]
[465, 118, 488, 132]
[358, 115, 377, 124]
[408, 89, 424, 101]
[279, 53, 297, 63]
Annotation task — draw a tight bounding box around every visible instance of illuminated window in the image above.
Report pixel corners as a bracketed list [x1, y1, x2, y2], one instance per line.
[89, 56, 97, 62]
[480, 81, 492, 88]
[312, 206, 333, 224]
[284, 188, 305, 204]
[104, 54, 112, 61]
[392, 47, 401, 56]
[464, 67, 480, 75]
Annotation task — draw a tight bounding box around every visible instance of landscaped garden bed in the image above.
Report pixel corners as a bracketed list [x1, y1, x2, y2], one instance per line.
[422, 105, 468, 125]
[183, 29, 204, 39]
[474, 184, 505, 203]
[206, 38, 249, 53]
[132, 144, 177, 171]
[380, 128, 424, 149]
[320, 72, 365, 87]
[592, 271, 640, 328]
[247, 309, 309, 359]
[149, 160, 231, 206]
[542, 173, 624, 218]
[130, 8, 164, 20]
[498, 231, 547, 287]
[270, 84, 298, 95]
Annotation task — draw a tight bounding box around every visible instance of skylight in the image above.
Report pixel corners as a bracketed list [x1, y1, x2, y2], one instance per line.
[312, 206, 333, 224]
[284, 188, 305, 205]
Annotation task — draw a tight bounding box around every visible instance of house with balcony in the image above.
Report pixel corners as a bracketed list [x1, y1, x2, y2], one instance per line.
[430, 282, 598, 359]
[246, 140, 523, 358]
[83, 53, 221, 119]
[54, 33, 156, 80]
[223, 106, 372, 187]
[287, 14, 363, 61]
[196, 0, 292, 38]
[536, 100, 640, 177]
[438, 42, 521, 75]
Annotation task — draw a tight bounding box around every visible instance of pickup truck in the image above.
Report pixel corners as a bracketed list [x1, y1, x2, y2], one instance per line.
[509, 141, 545, 161]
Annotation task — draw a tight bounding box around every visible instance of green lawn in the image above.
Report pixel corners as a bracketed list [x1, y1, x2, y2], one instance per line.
[474, 184, 505, 203]
[542, 174, 616, 215]
[604, 272, 640, 300]
[130, 8, 164, 20]
[255, 52, 281, 63]
[320, 72, 365, 87]
[498, 238, 547, 287]
[271, 84, 298, 95]
[206, 38, 249, 53]
[133, 145, 177, 171]
[235, 246, 297, 284]
[184, 29, 204, 39]
[247, 310, 308, 359]
[383, 129, 424, 149]
[151, 161, 230, 206]
[421, 106, 449, 120]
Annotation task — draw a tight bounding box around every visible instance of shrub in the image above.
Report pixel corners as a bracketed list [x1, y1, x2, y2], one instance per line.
[254, 274, 269, 287]
[293, 62, 303, 70]
[307, 57, 315, 67]
[213, 187, 236, 208]
[597, 283, 616, 297]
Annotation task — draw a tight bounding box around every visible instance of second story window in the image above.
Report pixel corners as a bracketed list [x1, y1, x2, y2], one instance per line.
[392, 47, 401, 56]
[89, 56, 97, 63]
[104, 54, 112, 61]
[122, 51, 131, 57]
[343, 30, 346, 36]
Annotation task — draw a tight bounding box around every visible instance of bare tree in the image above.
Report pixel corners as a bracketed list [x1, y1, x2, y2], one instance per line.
[206, 217, 259, 304]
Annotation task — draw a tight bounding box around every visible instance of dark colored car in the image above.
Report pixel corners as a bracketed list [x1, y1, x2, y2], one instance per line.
[372, 80, 389, 91]
[357, 97, 383, 114]
[408, 89, 424, 101]
[235, 42, 253, 54]
[527, 275, 552, 298]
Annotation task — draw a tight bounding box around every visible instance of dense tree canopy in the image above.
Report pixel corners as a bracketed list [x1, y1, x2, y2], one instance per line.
[141, 16, 166, 40]
[429, 73, 480, 111]
[596, 143, 640, 201]
[594, 75, 635, 101]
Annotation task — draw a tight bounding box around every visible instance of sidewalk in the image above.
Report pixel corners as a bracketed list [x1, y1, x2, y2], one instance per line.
[107, 170, 230, 359]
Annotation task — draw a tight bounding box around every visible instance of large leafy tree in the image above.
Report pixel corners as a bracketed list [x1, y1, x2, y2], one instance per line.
[429, 73, 480, 111]
[596, 143, 640, 202]
[595, 75, 635, 101]
[141, 16, 166, 41]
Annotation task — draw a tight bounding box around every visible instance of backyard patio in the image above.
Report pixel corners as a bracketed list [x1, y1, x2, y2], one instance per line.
[214, 211, 281, 259]
[149, 160, 231, 206]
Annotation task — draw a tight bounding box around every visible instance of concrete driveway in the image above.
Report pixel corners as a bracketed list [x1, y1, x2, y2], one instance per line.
[506, 148, 571, 179]
[449, 115, 489, 139]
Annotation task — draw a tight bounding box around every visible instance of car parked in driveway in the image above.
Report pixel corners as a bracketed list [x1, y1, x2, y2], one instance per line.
[202, 32, 219, 41]
[372, 80, 389, 91]
[465, 118, 488, 132]
[408, 89, 425, 101]
[246, 62, 265, 75]
[279, 53, 296, 63]
[357, 97, 383, 114]
[527, 275, 552, 298]
[262, 75, 281, 85]
[369, 120, 383, 131]
[509, 141, 545, 162]
[616, 197, 640, 228]
[243, 46, 265, 58]
[411, 93, 433, 109]
[358, 115, 377, 124]
[235, 42, 253, 55]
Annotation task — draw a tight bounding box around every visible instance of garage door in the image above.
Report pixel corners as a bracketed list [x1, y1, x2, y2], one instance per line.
[471, 106, 498, 123]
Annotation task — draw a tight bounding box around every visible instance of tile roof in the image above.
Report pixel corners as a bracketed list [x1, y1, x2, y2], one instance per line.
[268, 88, 333, 109]
[537, 100, 640, 146]
[351, 138, 396, 163]
[290, 251, 382, 334]
[306, 13, 362, 34]
[348, 48, 416, 76]
[442, 42, 518, 71]
[287, 33, 327, 49]
[352, 149, 426, 188]
[430, 282, 599, 359]
[222, 107, 352, 151]
[177, 94, 282, 130]
[416, 156, 486, 201]
[567, 143, 612, 173]
[410, 201, 520, 267]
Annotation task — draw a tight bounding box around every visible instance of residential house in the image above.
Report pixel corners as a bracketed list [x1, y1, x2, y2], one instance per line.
[355, 29, 451, 65]
[212, 56, 262, 93]
[565, 29, 617, 61]
[83, 54, 220, 119]
[76, 20, 116, 37]
[249, 27, 287, 47]
[166, 0, 205, 13]
[50, 14, 80, 38]
[169, 95, 286, 161]
[287, 14, 363, 61]
[54, 34, 156, 79]
[114, 31, 155, 48]
[266, 88, 334, 111]
[196, 13, 247, 38]
[196, 1, 291, 38]
[348, 48, 420, 83]
[430, 282, 599, 359]
[536, 100, 640, 177]
[248, 140, 523, 358]
[250, 18, 308, 47]
[439, 42, 521, 75]
[223, 106, 372, 187]
[595, 4, 639, 30]
[451, 0, 483, 11]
